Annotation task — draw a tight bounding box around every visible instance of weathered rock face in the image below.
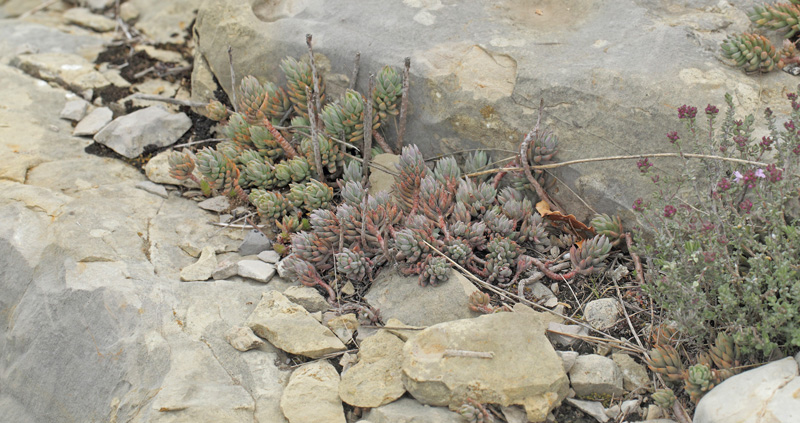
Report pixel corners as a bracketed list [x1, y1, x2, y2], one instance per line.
[193, 0, 795, 221]
[339, 330, 406, 407]
[402, 310, 569, 422]
[280, 360, 346, 423]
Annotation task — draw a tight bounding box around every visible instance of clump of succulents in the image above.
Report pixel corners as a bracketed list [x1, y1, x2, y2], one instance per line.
[169, 55, 403, 228]
[719, 2, 800, 73]
[721, 33, 783, 73]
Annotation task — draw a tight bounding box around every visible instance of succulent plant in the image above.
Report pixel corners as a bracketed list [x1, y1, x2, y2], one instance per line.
[221, 113, 254, 151]
[195, 147, 243, 197]
[484, 208, 517, 239]
[338, 89, 380, 145]
[518, 212, 549, 246]
[453, 201, 472, 223]
[300, 134, 344, 176]
[749, 3, 800, 38]
[276, 213, 304, 234]
[721, 33, 781, 73]
[394, 228, 427, 264]
[418, 175, 454, 223]
[445, 237, 472, 266]
[468, 290, 495, 314]
[590, 214, 624, 247]
[570, 235, 611, 275]
[709, 332, 741, 373]
[433, 156, 462, 189]
[647, 344, 685, 383]
[486, 236, 520, 284]
[288, 179, 334, 213]
[274, 156, 312, 187]
[340, 160, 362, 184]
[280, 57, 325, 117]
[651, 388, 676, 410]
[168, 150, 197, 182]
[456, 179, 496, 217]
[249, 189, 292, 221]
[449, 220, 487, 250]
[243, 160, 278, 189]
[291, 231, 333, 272]
[336, 248, 369, 283]
[372, 65, 402, 120]
[419, 255, 451, 287]
[203, 99, 229, 121]
[394, 145, 428, 214]
[463, 150, 491, 183]
[458, 399, 494, 423]
[249, 125, 284, 161]
[685, 363, 715, 403]
[237, 75, 291, 124]
[310, 208, 340, 246]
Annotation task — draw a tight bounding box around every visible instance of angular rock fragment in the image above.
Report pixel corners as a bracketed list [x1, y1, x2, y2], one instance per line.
[283, 285, 329, 312]
[179, 246, 217, 281]
[280, 360, 346, 423]
[569, 354, 624, 397]
[339, 330, 406, 407]
[237, 260, 276, 283]
[225, 326, 264, 351]
[73, 107, 112, 136]
[94, 106, 191, 158]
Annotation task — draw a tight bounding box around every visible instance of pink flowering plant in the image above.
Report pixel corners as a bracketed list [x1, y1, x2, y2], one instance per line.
[635, 92, 800, 355]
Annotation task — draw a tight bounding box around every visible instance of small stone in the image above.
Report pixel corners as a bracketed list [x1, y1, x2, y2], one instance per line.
[94, 106, 191, 159]
[569, 354, 624, 397]
[284, 286, 330, 312]
[501, 405, 528, 423]
[310, 311, 323, 322]
[339, 331, 405, 407]
[645, 404, 663, 420]
[565, 398, 609, 423]
[612, 353, 651, 393]
[620, 399, 640, 416]
[212, 260, 238, 280]
[277, 256, 289, 278]
[73, 107, 113, 136]
[341, 281, 356, 296]
[530, 282, 558, 308]
[257, 250, 280, 264]
[119, 2, 139, 21]
[605, 405, 620, 419]
[197, 196, 230, 213]
[280, 360, 346, 423]
[179, 246, 217, 281]
[63, 8, 117, 32]
[60, 99, 89, 121]
[327, 313, 359, 343]
[247, 291, 346, 358]
[237, 260, 276, 283]
[219, 214, 232, 223]
[584, 298, 621, 330]
[238, 229, 271, 256]
[178, 241, 202, 258]
[134, 180, 168, 198]
[547, 322, 590, 347]
[225, 326, 264, 351]
[556, 350, 579, 373]
[364, 398, 462, 423]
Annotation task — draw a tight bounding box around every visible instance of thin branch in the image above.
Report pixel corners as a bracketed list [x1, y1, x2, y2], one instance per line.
[624, 233, 646, 286]
[211, 222, 267, 229]
[306, 34, 322, 127]
[305, 86, 324, 180]
[349, 51, 361, 91]
[172, 138, 225, 148]
[372, 130, 394, 154]
[362, 74, 375, 186]
[529, 153, 770, 170]
[396, 57, 410, 150]
[613, 278, 645, 351]
[228, 46, 237, 111]
[343, 152, 399, 177]
[131, 94, 207, 108]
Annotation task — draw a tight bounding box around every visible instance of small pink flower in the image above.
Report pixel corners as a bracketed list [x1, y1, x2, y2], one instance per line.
[755, 168, 766, 179]
[733, 171, 743, 183]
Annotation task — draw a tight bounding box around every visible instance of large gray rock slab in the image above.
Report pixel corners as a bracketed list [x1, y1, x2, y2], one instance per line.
[365, 268, 480, 327]
[194, 0, 793, 222]
[0, 20, 104, 64]
[402, 310, 569, 422]
[246, 290, 347, 358]
[694, 356, 800, 423]
[364, 398, 463, 423]
[94, 106, 191, 158]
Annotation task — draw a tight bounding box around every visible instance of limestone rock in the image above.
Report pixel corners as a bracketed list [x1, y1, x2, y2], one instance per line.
[13, 52, 111, 92]
[225, 326, 264, 352]
[339, 331, 406, 407]
[283, 285, 329, 313]
[529, 282, 558, 308]
[212, 260, 238, 280]
[60, 98, 89, 121]
[547, 322, 590, 347]
[119, 2, 140, 21]
[365, 268, 479, 327]
[569, 354, 624, 397]
[557, 350, 579, 373]
[179, 246, 217, 281]
[246, 291, 346, 358]
[144, 150, 199, 188]
[402, 310, 569, 422]
[611, 352, 651, 393]
[94, 106, 191, 159]
[73, 106, 112, 136]
[280, 360, 346, 423]
[238, 229, 271, 256]
[257, 250, 280, 264]
[368, 153, 400, 196]
[134, 180, 169, 199]
[566, 398, 609, 423]
[383, 317, 423, 342]
[694, 356, 800, 423]
[364, 398, 463, 423]
[327, 313, 358, 343]
[63, 7, 117, 32]
[197, 196, 230, 213]
[584, 298, 621, 330]
[237, 259, 276, 283]
[130, 0, 199, 44]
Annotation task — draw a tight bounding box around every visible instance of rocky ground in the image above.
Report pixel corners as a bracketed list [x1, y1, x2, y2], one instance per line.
[1, 1, 800, 423]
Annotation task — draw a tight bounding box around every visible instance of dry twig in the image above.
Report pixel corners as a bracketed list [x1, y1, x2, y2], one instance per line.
[396, 57, 410, 149]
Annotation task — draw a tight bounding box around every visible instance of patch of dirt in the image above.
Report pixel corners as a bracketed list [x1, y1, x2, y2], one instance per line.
[84, 142, 159, 172]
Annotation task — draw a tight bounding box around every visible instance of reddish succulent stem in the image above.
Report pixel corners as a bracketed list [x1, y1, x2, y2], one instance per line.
[372, 130, 394, 155]
[263, 117, 299, 159]
[530, 256, 578, 281]
[624, 232, 646, 285]
[396, 57, 410, 150]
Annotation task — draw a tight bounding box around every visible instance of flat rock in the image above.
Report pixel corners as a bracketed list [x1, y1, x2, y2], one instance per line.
[280, 360, 346, 423]
[0, 21, 102, 64]
[364, 398, 463, 423]
[225, 326, 264, 352]
[611, 352, 651, 393]
[566, 398, 609, 423]
[584, 298, 621, 330]
[179, 246, 217, 281]
[529, 282, 558, 308]
[73, 106, 112, 136]
[365, 268, 479, 327]
[402, 310, 569, 422]
[283, 285, 329, 312]
[119, 2, 140, 21]
[94, 106, 191, 158]
[197, 195, 230, 213]
[63, 7, 117, 32]
[694, 356, 800, 423]
[13, 52, 111, 92]
[327, 313, 359, 343]
[238, 229, 271, 256]
[339, 330, 406, 407]
[569, 354, 624, 398]
[257, 249, 280, 264]
[60, 98, 89, 121]
[212, 260, 238, 280]
[246, 290, 346, 358]
[237, 259, 276, 283]
[547, 322, 590, 347]
[144, 150, 200, 188]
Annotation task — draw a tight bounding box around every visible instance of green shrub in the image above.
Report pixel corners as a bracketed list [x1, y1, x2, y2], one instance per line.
[635, 93, 800, 356]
